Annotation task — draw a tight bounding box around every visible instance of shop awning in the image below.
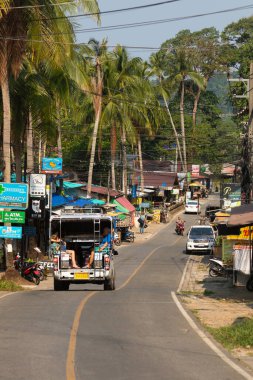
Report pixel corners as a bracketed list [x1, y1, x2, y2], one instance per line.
[227, 204, 253, 227]
[52, 194, 73, 208]
[114, 196, 135, 213]
[215, 212, 230, 217]
[189, 182, 204, 187]
[112, 200, 129, 214]
[63, 181, 84, 189]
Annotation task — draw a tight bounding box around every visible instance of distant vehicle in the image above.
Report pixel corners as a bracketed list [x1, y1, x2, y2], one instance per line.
[186, 225, 215, 254]
[185, 200, 200, 214]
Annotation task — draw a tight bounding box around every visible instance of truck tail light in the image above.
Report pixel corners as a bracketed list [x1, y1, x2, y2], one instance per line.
[104, 255, 110, 270]
[53, 257, 59, 271]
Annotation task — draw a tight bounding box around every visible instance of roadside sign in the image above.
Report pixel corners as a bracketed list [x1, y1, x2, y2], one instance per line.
[0, 183, 28, 209]
[41, 157, 62, 174]
[29, 174, 46, 197]
[0, 226, 22, 239]
[140, 202, 150, 208]
[0, 211, 25, 224]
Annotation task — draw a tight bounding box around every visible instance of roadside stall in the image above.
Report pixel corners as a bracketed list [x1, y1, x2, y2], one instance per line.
[226, 204, 253, 290]
[188, 182, 204, 200]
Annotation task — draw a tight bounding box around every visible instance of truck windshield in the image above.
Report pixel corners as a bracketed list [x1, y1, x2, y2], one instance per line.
[190, 228, 213, 237]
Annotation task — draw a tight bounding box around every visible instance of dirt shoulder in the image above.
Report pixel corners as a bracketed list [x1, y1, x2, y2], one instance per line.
[179, 254, 253, 368]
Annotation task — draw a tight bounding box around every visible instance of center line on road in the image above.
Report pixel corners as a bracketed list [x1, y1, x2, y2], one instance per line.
[66, 236, 182, 380]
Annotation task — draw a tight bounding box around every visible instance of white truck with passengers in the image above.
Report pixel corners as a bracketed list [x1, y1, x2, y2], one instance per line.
[50, 207, 116, 291]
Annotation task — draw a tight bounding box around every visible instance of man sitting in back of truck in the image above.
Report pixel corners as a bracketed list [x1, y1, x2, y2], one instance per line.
[84, 227, 112, 269]
[51, 233, 80, 268]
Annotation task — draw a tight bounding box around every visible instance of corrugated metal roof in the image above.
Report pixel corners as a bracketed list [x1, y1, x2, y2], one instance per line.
[112, 200, 129, 213]
[82, 185, 121, 197]
[134, 171, 178, 188]
[116, 196, 135, 212]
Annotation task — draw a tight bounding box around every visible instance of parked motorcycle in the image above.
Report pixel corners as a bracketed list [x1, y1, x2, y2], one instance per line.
[209, 258, 233, 278]
[122, 230, 135, 243]
[114, 232, 121, 246]
[20, 263, 41, 285]
[14, 257, 41, 285]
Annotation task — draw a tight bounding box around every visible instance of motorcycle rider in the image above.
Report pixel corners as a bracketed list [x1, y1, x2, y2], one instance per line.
[175, 217, 185, 235]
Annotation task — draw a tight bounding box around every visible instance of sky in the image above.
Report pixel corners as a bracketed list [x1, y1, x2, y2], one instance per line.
[75, 0, 253, 59]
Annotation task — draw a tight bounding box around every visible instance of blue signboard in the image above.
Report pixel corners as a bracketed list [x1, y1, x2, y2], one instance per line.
[140, 202, 150, 208]
[41, 157, 62, 174]
[0, 226, 22, 239]
[0, 183, 28, 209]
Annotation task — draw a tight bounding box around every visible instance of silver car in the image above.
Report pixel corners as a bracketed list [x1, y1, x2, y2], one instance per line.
[186, 225, 215, 254]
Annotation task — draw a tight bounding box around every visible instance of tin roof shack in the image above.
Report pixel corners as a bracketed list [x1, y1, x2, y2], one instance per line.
[133, 171, 179, 206]
[82, 185, 122, 202]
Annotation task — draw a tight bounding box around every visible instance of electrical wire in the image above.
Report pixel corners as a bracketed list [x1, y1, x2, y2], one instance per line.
[1, 4, 253, 42]
[28, 0, 181, 20]
[0, 0, 77, 9]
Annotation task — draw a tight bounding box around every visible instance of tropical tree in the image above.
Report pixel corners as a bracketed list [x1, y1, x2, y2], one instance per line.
[0, 0, 100, 182]
[159, 31, 205, 172]
[149, 51, 184, 171]
[77, 39, 110, 197]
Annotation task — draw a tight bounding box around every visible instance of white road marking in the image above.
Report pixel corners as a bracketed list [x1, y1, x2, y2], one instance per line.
[0, 292, 20, 300]
[177, 256, 190, 293]
[171, 291, 253, 380]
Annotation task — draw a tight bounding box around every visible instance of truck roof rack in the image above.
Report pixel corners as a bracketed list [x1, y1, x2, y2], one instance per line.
[61, 206, 104, 214]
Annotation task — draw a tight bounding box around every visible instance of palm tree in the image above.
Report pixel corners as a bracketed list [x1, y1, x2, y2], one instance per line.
[0, 0, 100, 182]
[78, 39, 109, 197]
[149, 52, 184, 172]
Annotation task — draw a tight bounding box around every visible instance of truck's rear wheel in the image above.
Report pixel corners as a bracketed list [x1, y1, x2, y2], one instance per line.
[54, 278, 69, 291]
[104, 277, 115, 291]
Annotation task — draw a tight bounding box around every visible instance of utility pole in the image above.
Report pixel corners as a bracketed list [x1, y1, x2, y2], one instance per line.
[248, 61, 253, 202]
[228, 62, 253, 203]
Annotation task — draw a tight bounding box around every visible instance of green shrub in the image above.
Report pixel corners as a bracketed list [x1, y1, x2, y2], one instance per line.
[0, 279, 23, 292]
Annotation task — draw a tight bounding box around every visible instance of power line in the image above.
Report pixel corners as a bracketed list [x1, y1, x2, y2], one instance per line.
[0, 0, 77, 9]
[1, 4, 253, 42]
[63, 4, 253, 33]
[0, 0, 181, 19]
[29, 0, 181, 20]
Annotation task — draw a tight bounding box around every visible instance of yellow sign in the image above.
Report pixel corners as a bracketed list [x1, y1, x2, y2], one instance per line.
[227, 226, 253, 240]
[153, 209, 161, 223]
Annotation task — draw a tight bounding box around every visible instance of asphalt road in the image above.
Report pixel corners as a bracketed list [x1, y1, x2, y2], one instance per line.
[0, 196, 249, 380]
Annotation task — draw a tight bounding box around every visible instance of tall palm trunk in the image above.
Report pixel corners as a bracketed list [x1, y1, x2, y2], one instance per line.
[111, 124, 117, 190]
[26, 110, 34, 173]
[162, 92, 184, 172]
[1, 51, 11, 182]
[87, 61, 103, 197]
[56, 102, 62, 158]
[13, 137, 22, 182]
[180, 79, 187, 172]
[137, 134, 144, 192]
[192, 86, 201, 130]
[121, 125, 128, 195]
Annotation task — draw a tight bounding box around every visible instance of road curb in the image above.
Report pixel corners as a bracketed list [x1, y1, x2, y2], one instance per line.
[171, 291, 253, 380]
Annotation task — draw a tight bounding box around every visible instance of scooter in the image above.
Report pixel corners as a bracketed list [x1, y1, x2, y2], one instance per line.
[122, 230, 135, 243]
[209, 258, 233, 278]
[114, 232, 121, 246]
[20, 263, 41, 285]
[175, 222, 185, 236]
